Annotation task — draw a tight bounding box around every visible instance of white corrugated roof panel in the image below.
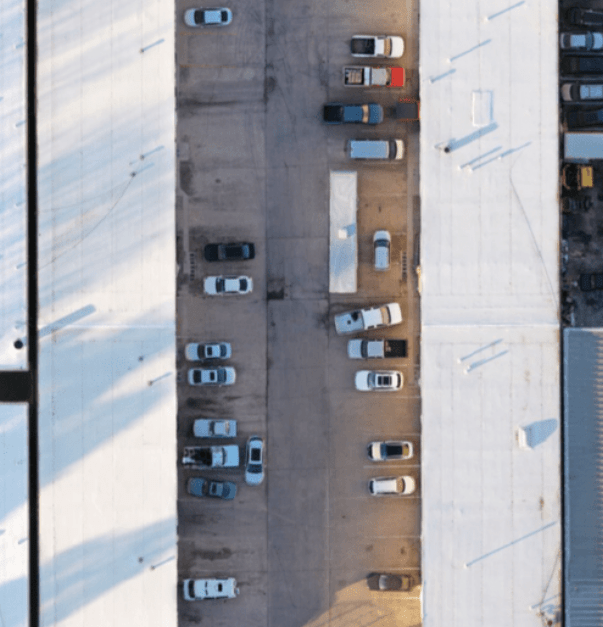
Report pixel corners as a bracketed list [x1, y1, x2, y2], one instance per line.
[0, 405, 29, 627]
[36, 0, 177, 623]
[0, 0, 27, 369]
[420, 0, 561, 624]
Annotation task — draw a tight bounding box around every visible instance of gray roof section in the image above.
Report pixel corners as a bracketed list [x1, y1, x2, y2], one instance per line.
[564, 328, 603, 627]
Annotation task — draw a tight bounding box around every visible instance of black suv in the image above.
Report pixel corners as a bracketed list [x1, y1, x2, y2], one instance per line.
[204, 242, 255, 262]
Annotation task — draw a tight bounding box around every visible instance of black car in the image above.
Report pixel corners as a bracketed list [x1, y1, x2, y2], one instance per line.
[566, 107, 603, 128]
[567, 8, 603, 27]
[187, 477, 237, 500]
[579, 273, 603, 291]
[322, 103, 383, 125]
[204, 242, 255, 262]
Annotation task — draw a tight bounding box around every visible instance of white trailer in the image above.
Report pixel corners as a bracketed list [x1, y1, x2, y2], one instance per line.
[565, 132, 603, 161]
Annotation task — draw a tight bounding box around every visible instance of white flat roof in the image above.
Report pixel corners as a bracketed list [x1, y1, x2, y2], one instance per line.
[329, 171, 358, 293]
[0, 405, 29, 627]
[0, 0, 27, 369]
[36, 0, 177, 623]
[420, 0, 561, 624]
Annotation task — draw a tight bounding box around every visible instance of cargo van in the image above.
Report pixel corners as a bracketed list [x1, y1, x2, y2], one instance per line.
[348, 139, 404, 160]
[561, 56, 603, 75]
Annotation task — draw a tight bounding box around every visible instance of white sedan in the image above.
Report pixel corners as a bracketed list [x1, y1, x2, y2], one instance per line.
[204, 275, 253, 295]
[184, 8, 232, 26]
[185, 342, 232, 361]
[355, 370, 403, 392]
[245, 436, 265, 486]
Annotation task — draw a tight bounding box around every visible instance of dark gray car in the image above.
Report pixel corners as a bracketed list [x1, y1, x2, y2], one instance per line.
[187, 477, 237, 500]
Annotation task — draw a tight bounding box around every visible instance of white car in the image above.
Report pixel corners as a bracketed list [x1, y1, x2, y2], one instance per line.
[182, 577, 239, 601]
[185, 342, 232, 361]
[368, 476, 416, 496]
[204, 275, 253, 295]
[373, 230, 391, 271]
[188, 367, 236, 386]
[560, 31, 603, 51]
[245, 436, 264, 485]
[351, 35, 404, 58]
[368, 440, 413, 461]
[184, 8, 232, 27]
[355, 370, 403, 392]
[193, 418, 237, 438]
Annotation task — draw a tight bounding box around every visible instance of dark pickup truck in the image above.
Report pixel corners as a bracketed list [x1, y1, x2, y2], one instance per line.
[204, 242, 255, 262]
[323, 103, 384, 125]
[561, 56, 603, 75]
[566, 107, 603, 129]
[567, 7, 603, 27]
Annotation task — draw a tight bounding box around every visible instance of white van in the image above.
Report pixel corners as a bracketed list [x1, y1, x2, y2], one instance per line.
[348, 139, 404, 160]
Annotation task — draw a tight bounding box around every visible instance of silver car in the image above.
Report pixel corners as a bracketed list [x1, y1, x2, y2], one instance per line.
[183, 8, 232, 26]
[245, 436, 265, 486]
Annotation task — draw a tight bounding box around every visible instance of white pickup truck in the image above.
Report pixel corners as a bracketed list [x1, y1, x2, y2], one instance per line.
[348, 339, 407, 359]
[344, 66, 405, 87]
[334, 303, 402, 335]
[350, 35, 405, 59]
[182, 445, 240, 468]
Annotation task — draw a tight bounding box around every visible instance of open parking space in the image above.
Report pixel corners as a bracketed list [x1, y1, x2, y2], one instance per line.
[175, 0, 421, 625]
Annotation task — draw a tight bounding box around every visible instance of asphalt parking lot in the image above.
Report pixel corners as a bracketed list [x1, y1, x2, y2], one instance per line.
[175, 1, 421, 625]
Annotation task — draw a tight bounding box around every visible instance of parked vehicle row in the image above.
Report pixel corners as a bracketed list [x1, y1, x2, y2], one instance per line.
[560, 10, 603, 128]
[182, 232, 261, 600]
